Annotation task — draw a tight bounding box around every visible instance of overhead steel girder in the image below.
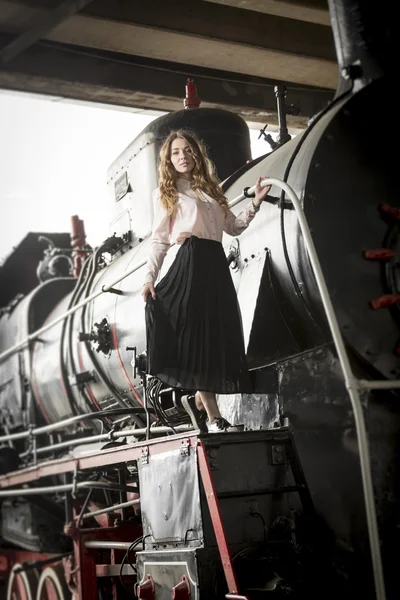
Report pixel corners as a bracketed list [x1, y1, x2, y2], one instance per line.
[0, 0, 94, 65]
[0, 0, 337, 89]
[0, 36, 334, 127]
[12, 0, 336, 62]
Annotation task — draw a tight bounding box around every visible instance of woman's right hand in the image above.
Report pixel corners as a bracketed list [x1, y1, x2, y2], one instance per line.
[142, 282, 156, 301]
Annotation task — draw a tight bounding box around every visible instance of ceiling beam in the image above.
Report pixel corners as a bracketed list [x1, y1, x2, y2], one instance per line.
[0, 0, 94, 64]
[0, 0, 337, 88]
[0, 35, 334, 127]
[80, 0, 335, 62]
[204, 0, 331, 26]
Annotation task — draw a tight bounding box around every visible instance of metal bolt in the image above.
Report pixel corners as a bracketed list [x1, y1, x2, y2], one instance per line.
[341, 66, 351, 80]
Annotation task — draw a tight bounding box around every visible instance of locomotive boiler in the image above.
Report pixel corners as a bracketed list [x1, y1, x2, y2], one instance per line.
[0, 0, 399, 599]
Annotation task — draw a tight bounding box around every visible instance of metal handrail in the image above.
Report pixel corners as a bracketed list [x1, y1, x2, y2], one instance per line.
[259, 177, 388, 600]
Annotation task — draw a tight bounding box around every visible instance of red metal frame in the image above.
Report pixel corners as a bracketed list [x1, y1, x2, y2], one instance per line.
[0, 431, 247, 600]
[0, 550, 55, 581]
[197, 440, 248, 599]
[0, 432, 199, 488]
[69, 516, 142, 600]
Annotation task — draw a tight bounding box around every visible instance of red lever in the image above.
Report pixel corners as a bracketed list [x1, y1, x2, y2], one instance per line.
[363, 248, 395, 260]
[137, 576, 155, 599]
[369, 294, 400, 309]
[172, 576, 191, 599]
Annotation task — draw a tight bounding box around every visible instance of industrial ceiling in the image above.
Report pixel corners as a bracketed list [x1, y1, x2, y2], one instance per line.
[0, 0, 338, 130]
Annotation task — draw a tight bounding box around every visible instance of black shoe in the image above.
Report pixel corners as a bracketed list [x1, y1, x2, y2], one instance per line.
[181, 395, 208, 433]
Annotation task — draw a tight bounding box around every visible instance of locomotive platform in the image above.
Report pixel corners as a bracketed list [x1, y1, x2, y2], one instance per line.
[0, 428, 293, 490]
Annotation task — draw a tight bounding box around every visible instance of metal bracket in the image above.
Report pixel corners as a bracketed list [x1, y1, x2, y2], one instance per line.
[141, 447, 149, 465]
[126, 346, 137, 378]
[271, 444, 287, 466]
[180, 439, 190, 457]
[68, 370, 95, 389]
[102, 286, 123, 295]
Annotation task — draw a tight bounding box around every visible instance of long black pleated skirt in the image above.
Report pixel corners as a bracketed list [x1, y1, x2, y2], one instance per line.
[145, 236, 251, 393]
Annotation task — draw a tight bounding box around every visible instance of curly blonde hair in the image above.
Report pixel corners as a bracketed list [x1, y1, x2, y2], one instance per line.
[158, 129, 228, 216]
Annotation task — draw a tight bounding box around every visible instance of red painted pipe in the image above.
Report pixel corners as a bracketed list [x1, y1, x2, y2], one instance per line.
[363, 248, 395, 260]
[379, 203, 400, 221]
[70, 214, 87, 278]
[369, 294, 400, 309]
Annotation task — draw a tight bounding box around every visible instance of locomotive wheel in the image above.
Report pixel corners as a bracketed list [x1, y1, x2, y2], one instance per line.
[7, 564, 39, 600]
[36, 566, 71, 600]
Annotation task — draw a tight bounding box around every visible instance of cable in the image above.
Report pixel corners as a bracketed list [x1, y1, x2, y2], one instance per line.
[66, 252, 98, 414]
[145, 377, 191, 433]
[119, 537, 143, 598]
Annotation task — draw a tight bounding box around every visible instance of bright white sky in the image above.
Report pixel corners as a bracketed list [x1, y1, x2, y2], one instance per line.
[0, 90, 274, 263]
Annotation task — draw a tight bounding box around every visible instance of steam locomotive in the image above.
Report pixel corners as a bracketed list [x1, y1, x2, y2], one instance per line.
[0, 1, 399, 599]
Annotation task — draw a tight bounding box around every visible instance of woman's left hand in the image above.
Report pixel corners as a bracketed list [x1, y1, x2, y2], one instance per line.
[176, 232, 192, 245]
[253, 177, 271, 208]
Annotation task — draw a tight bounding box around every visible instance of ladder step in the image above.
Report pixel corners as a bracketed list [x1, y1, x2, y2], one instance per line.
[217, 485, 305, 499]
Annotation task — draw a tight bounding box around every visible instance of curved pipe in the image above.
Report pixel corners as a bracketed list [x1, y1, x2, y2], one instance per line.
[0, 407, 150, 443]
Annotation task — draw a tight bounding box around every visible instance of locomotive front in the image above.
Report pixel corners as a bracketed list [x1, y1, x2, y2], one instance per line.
[0, 0, 399, 596]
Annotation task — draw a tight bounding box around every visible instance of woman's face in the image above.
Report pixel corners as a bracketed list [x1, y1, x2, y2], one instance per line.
[170, 137, 195, 177]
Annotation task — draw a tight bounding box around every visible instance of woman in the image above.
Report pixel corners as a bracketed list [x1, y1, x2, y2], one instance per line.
[142, 129, 270, 433]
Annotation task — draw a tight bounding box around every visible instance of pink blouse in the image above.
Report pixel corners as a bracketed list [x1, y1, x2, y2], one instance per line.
[144, 178, 258, 285]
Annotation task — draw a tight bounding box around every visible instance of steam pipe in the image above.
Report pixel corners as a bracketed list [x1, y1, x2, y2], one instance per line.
[32, 424, 192, 455]
[76, 498, 140, 521]
[327, 0, 393, 95]
[0, 407, 151, 444]
[0, 480, 139, 498]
